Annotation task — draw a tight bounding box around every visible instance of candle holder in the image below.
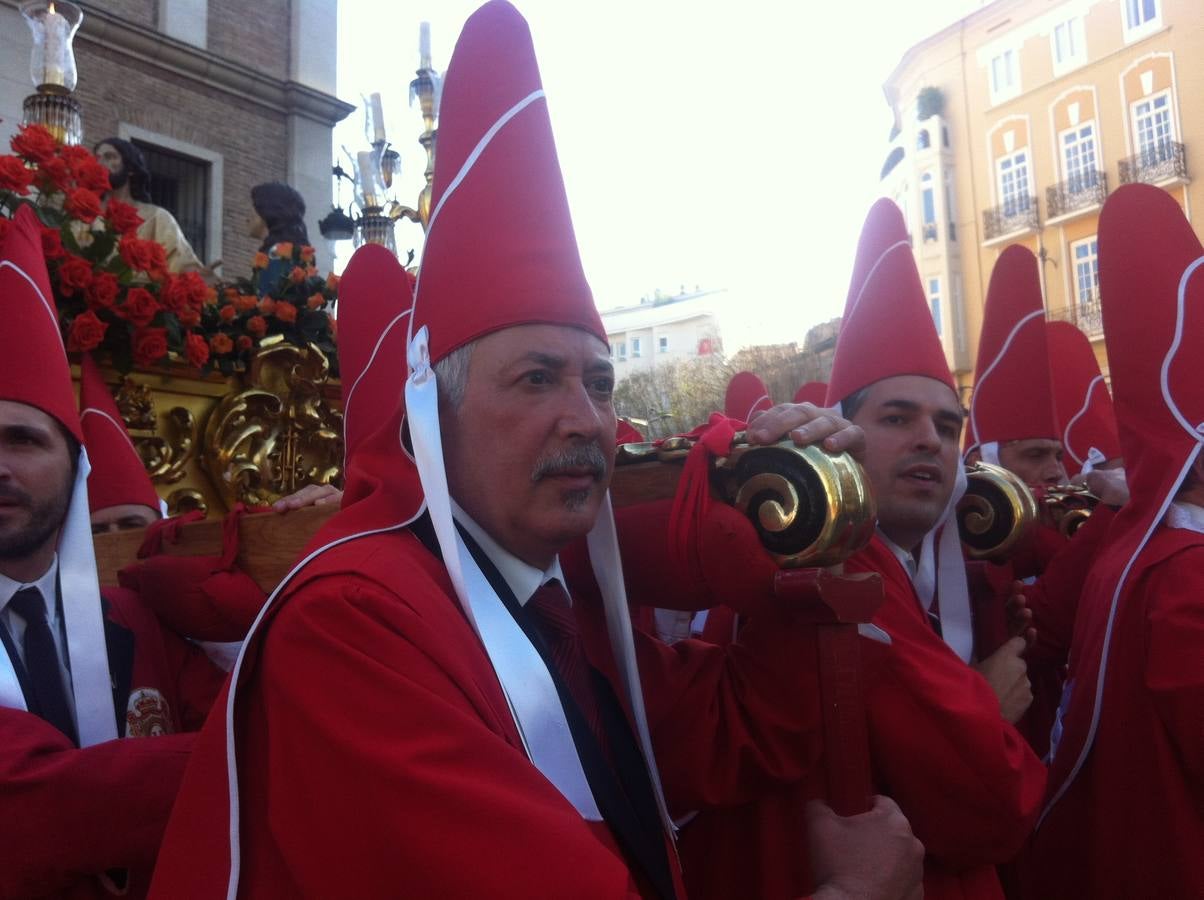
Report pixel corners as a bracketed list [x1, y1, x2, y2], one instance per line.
[20, 0, 84, 144]
[318, 23, 440, 252]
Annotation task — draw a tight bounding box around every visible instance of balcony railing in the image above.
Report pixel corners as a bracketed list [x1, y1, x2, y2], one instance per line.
[983, 196, 1038, 240]
[1118, 141, 1188, 186]
[1046, 171, 1107, 219]
[1047, 294, 1104, 338]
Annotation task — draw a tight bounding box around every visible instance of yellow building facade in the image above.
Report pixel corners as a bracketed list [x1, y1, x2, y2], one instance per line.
[880, 0, 1202, 399]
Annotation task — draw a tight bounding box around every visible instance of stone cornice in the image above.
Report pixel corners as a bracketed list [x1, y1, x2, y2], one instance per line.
[2, 0, 355, 127]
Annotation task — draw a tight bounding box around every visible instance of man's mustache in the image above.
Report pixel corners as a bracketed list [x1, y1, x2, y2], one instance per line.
[531, 443, 608, 483]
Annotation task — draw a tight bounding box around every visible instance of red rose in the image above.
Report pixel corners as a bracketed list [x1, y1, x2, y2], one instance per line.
[11, 124, 57, 164]
[306, 293, 324, 310]
[288, 266, 306, 284]
[177, 308, 201, 328]
[325, 273, 340, 291]
[300, 245, 315, 262]
[119, 287, 160, 326]
[118, 236, 168, 276]
[58, 145, 93, 169]
[184, 332, 209, 368]
[66, 310, 108, 352]
[246, 315, 267, 337]
[210, 333, 234, 355]
[236, 335, 254, 351]
[219, 304, 237, 322]
[258, 297, 276, 316]
[36, 156, 70, 192]
[0, 155, 33, 194]
[56, 255, 93, 296]
[132, 327, 168, 368]
[41, 228, 66, 260]
[177, 271, 211, 309]
[66, 188, 102, 223]
[76, 161, 110, 193]
[275, 301, 297, 324]
[104, 198, 143, 235]
[84, 271, 120, 309]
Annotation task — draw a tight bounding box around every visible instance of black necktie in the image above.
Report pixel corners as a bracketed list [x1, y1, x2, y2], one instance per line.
[525, 579, 610, 759]
[9, 587, 76, 742]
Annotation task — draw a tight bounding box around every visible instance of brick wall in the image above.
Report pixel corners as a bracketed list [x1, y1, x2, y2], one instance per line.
[74, 43, 289, 273]
[86, 0, 157, 29]
[207, 0, 291, 80]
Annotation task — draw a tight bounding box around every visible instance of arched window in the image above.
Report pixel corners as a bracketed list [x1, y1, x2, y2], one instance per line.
[917, 129, 931, 150]
[921, 172, 937, 241]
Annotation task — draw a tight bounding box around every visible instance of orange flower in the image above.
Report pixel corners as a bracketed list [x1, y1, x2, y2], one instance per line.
[219, 304, 237, 322]
[274, 241, 294, 258]
[223, 285, 239, 301]
[258, 297, 277, 316]
[236, 294, 258, 312]
[275, 301, 297, 324]
[299, 245, 315, 262]
[247, 315, 267, 336]
[288, 266, 306, 284]
[252, 252, 269, 270]
[306, 293, 324, 310]
[325, 272, 340, 292]
[210, 333, 234, 355]
[237, 335, 254, 351]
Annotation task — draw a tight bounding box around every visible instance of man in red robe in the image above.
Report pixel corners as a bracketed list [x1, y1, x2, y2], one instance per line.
[149, 5, 922, 899]
[0, 205, 225, 899]
[1025, 185, 1204, 898]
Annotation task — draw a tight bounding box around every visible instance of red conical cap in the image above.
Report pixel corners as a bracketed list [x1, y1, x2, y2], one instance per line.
[792, 381, 827, 406]
[79, 353, 160, 514]
[409, 0, 604, 365]
[1045, 320, 1121, 472]
[967, 245, 1058, 452]
[724, 371, 772, 422]
[1044, 184, 1204, 817]
[825, 200, 953, 406]
[0, 206, 82, 442]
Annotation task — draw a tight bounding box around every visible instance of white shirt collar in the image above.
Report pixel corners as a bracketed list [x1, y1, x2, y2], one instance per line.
[0, 556, 60, 623]
[1166, 500, 1204, 534]
[877, 529, 918, 581]
[450, 500, 565, 606]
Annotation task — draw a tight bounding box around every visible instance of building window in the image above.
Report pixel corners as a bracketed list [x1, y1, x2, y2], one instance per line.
[132, 139, 211, 262]
[928, 277, 943, 336]
[631, 337, 642, 359]
[921, 172, 937, 241]
[1061, 122, 1099, 192]
[917, 129, 931, 150]
[1051, 18, 1085, 73]
[1072, 237, 1100, 310]
[1123, 0, 1161, 39]
[943, 168, 957, 241]
[990, 49, 1019, 103]
[1132, 91, 1175, 165]
[658, 336, 668, 354]
[617, 341, 627, 361]
[996, 150, 1032, 216]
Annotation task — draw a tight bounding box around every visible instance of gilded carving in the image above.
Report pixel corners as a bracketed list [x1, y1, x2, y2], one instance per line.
[202, 342, 344, 507]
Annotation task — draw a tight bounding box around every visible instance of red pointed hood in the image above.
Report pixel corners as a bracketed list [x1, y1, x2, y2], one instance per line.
[792, 381, 827, 406]
[305, 243, 420, 554]
[724, 371, 772, 422]
[966, 245, 1058, 454]
[1045, 320, 1121, 473]
[408, 0, 605, 364]
[825, 199, 953, 406]
[1044, 184, 1204, 818]
[615, 419, 644, 444]
[0, 206, 81, 442]
[79, 353, 161, 514]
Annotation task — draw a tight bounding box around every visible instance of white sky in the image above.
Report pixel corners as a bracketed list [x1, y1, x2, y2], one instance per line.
[335, 0, 984, 351]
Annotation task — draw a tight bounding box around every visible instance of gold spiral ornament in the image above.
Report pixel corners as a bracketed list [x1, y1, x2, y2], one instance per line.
[957, 461, 1039, 560]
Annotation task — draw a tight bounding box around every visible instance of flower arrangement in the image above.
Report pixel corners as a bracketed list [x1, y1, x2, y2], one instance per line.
[206, 242, 339, 376]
[0, 124, 339, 375]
